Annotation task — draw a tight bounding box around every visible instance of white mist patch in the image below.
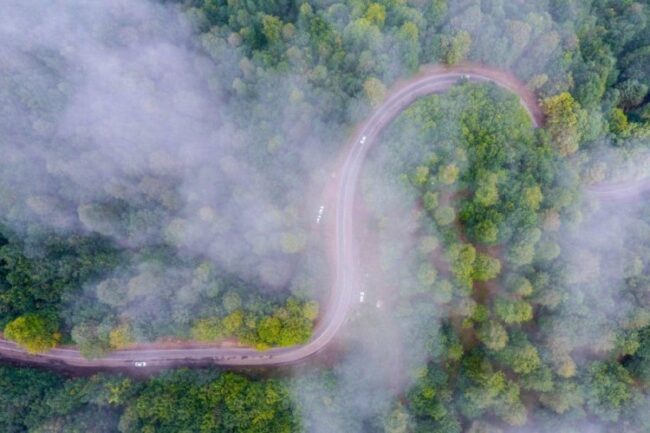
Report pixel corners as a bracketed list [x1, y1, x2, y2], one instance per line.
[0, 0, 338, 348]
[0, 0, 328, 291]
[544, 143, 650, 363]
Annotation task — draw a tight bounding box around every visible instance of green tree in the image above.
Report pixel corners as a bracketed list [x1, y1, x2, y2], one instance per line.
[109, 323, 134, 349]
[413, 165, 430, 187]
[617, 79, 648, 109]
[364, 77, 386, 106]
[477, 320, 508, 351]
[423, 191, 439, 212]
[507, 229, 541, 266]
[584, 361, 633, 422]
[434, 206, 455, 226]
[472, 254, 501, 281]
[258, 316, 282, 346]
[519, 365, 553, 392]
[397, 22, 420, 72]
[222, 310, 244, 335]
[444, 31, 472, 65]
[190, 317, 222, 342]
[4, 313, 61, 353]
[523, 185, 543, 210]
[609, 107, 633, 137]
[539, 380, 584, 414]
[71, 322, 111, 359]
[302, 301, 319, 321]
[261, 15, 282, 44]
[439, 163, 459, 184]
[474, 220, 499, 244]
[364, 4, 386, 28]
[459, 352, 525, 425]
[542, 92, 585, 156]
[0, 366, 63, 433]
[449, 243, 476, 287]
[474, 172, 499, 206]
[494, 298, 533, 324]
[497, 334, 541, 374]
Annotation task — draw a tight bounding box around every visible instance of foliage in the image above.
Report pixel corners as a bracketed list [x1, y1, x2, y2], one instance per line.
[443, 31, 472, 65]
[476, 320, 508, 351]
[4, 313, 61, 353]
[2, 0, 650, 431]
[541, 93, 585, 156]
[472, 254, 501, 282]
[109, 323, 135, 349]
[0, 367, 296, 433]
[0, 366, 63, 433]
[584, 361, 633, 422]
[493, 298, 533, 324]
[189, 298, 317, 348]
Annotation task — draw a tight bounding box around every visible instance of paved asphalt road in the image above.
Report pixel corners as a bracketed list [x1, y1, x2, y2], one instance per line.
[0, 65, 546, 370]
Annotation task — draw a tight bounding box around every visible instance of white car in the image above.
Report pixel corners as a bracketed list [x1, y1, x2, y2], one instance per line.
[316, 205, 325, 223]
[134, 361, 147, 367]
[463, 74, 470, 80]
[376, 300, 383, 309]
[359, 291, 365, 303]
[360, 135, 367, 144]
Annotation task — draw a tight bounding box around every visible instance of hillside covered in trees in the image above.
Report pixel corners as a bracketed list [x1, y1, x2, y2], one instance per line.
[2, 0, 650, 432]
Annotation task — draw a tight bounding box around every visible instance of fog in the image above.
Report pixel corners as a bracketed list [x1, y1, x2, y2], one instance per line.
[0, 0, 339, 349]
[1, 0, 649, 432]
[289, 2, 650, 433]
[290, 5, 532, 433]
[2, 0, 299, 277]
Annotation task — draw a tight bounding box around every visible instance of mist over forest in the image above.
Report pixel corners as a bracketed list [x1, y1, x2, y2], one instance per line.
[1, 0, 650, 432]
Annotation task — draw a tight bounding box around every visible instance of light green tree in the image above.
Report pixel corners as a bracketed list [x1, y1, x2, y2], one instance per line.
[364, 77, 386, 106]
[191, 317, 222, 341]
[261, 15, 282, 44]
[435, 206, 456, 226]
[364, 3, 386, 28]
[4, 314, 61, 353]
[449, 243, 476, 287]
[474, 172, 499, 206]
[439, 163, 459, 184]
[477, 320, 508, 351]
[109, 323, 135, 349]
[542, 92, 585, 156]
[444, 31, 472, 65]
[473, 253, 501, 281]
[494, 298, 533, 324]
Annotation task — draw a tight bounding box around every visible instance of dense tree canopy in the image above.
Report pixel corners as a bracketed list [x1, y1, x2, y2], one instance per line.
[1, 0, 650, 432]
[0, 367, 296, 433]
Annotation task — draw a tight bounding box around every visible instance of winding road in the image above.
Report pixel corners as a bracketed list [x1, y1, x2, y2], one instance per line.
[0, 65, 547, 369]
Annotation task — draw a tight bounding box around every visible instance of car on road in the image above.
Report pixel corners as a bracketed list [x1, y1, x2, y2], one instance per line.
[134, 361, 147, 367]
[359, 291, 365, 302]
[316, 205, 325, 223]
[360, 135, 367, 144]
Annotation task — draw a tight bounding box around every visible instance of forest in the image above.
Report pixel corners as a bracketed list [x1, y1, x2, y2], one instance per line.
[2, 0, 650, 432]
[0, 366, 297, 433]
